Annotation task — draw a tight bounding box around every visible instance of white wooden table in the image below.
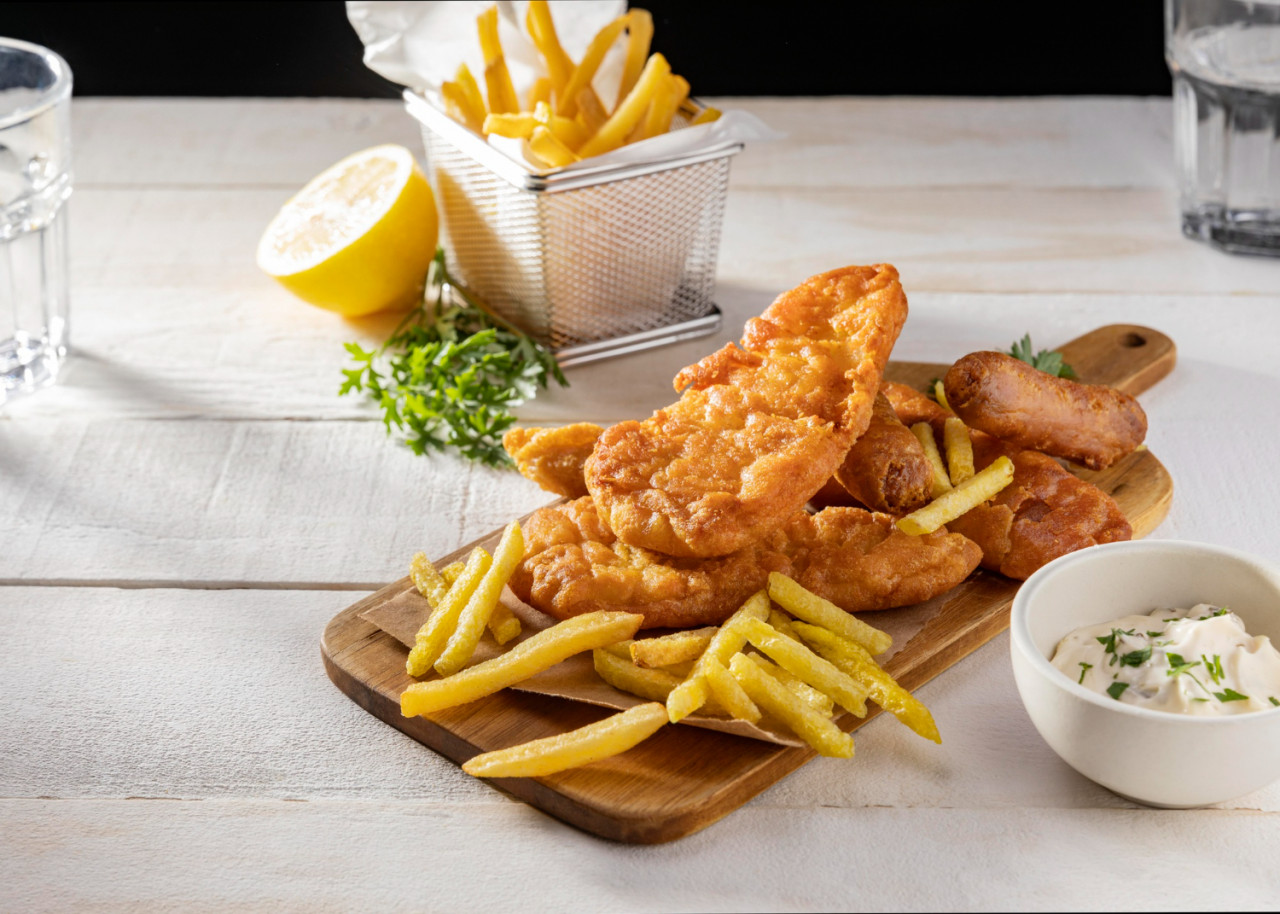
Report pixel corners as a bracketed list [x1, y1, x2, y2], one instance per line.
[3, 97, 1279, 911]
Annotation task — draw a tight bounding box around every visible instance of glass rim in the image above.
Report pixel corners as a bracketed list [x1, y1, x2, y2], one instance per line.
[0, 36, 72, 131]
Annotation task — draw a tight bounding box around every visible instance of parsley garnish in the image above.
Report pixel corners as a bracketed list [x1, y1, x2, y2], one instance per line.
[1270, 697, 1279, 707]
[1202, 654, 1225, 685]
[1197, 606, 1230, 620]
[1097, 628, 1136, 665]
[340, 248, 568, 467]
[1078, 662, 1093, 684]
[1107, 682, 1129, 700]
[1118, 647, 1152, 667]
[1166, 653, 1212, 697]
[1007, 334, 1077, 379]
[1214, 688, 1249, 703]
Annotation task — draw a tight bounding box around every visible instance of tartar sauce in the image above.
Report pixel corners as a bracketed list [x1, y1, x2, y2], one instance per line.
[1051, 603, 1280, 716]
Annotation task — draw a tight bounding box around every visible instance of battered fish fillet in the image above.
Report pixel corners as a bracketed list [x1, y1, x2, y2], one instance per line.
[585, 265, 909, 558]
[503, 423, 603, 499]
[509, 497, 981, 629]
[945, 433, 1133, 581]
[880, 383, 1133, 581]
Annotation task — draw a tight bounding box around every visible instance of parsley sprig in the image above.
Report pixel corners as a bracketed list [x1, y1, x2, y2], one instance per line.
[340, 248, 568, 467]
[1007, 334, 1077, 378]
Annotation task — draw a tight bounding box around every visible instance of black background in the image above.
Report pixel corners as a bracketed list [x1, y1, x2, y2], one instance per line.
[4, 1, 1172, 98]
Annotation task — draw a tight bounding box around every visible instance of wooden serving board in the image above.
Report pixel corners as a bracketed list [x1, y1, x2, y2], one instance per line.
[322, 324, 1175, 844]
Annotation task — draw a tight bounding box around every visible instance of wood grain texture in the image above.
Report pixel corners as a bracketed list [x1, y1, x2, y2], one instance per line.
[322, 326, 1175, 843]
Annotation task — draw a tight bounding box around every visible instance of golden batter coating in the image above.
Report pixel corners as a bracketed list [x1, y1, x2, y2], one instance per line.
[510, 498, 981, 629]
[945, 433, 1133, 581]
[833, 391, 933, 515]
[503, 423, 603, 499]
[585, 265, 909, 558]
[943, 351, 1147, 470]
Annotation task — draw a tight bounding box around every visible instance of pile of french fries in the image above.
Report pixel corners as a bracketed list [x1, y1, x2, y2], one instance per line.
[440, 2, 721, 169]
[400, 527, 940, 777]
[898, 413, 1015, 537]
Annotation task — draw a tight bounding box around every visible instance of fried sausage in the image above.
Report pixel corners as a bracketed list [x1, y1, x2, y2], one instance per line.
[832, 392, 933, 515]
[942, 352, 1146, 470]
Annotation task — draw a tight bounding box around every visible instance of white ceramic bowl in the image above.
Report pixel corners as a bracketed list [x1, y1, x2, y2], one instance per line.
[1010, 539, 1280, 808]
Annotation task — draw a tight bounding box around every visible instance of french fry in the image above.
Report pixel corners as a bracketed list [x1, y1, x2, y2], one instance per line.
[409, 552, 449, 607]
[732, 617, 869, 717]
[401, 611, 644, 717]
[729, 654, 855, 758]
[701, 655, 761, 724]
[483, 112, 538, 139]
[793, 622, 941, 743]
[441, 81, 484, 134]
[665, 590, 770, 722]
[747, 654, 835, 717]
[593, 649, 682, 702]
[638, 73, 689, 141]
[525, 0, 575, 102]
[933, 378, 952, 413]
[896, 455, 1015, 536]
[455, 63, 487, 131]
[527, 76, 552, 110]
[578, 53, 672, 158]
[462, 702, 668, 778]
[768, 608, 803, 642]
[630, 626, 718, 669]
[690, 106, 722, 126]
[528, 126, 580, 168]
[911, 421, 953, 498]
[435, 522, 524, 676]
[487, 603, 522, 646]
[574, 88, 609, 133]
[557, 12, 631, 119]
[601, 640, 634, 660]
[766, 572, 893, 656]
[406, 547, 491, 677]
[616, 7, 653, 108]
[533, 101, 589, 151]
[440, 562, 465, 586]
[477, 6, 520, 115]
[944, 416, 975, 485]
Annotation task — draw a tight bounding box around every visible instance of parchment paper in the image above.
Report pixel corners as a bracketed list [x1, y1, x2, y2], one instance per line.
[361, 578, 940, 748]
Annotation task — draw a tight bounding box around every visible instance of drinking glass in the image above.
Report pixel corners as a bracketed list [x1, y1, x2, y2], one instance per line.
[0, 37, 71, 404]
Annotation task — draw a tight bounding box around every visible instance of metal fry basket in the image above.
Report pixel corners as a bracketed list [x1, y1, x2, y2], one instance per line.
[405, 92, 741, 366]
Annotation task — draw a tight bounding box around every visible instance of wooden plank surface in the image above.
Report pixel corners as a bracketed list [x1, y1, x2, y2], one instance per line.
[322, 325, 1175, 843]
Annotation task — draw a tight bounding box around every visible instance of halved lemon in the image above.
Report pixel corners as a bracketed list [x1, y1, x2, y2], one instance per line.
[256, 144, 438, 317]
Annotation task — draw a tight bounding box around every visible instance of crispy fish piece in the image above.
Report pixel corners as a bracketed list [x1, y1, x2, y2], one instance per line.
[945, 433, 1132, 581]
[832, 392, 933, 515]
[503, 423, 603, 499]
[509, 498, 980, 629]
[882, 380, 1133, 580]
[943, 351, 1147, 470]
[585, 266, 909, 558]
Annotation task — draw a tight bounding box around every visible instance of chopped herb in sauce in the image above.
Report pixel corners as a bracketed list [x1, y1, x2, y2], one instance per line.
[1077, 662, 1093, 684]
[1107, 682, 1129, 700]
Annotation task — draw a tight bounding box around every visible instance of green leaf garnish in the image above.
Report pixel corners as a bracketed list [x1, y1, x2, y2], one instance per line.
[339, 248, 568, 467]
[1202, 654, 1225, 685]
[1006, 333, 1077, 379]
[1270, 697, 1279, 707]
[1077, 662, 1093, 684]
[1118, 647, 1152, 667]
[1106, 682, 1129, 700]
[1214, 688, 1249, 702]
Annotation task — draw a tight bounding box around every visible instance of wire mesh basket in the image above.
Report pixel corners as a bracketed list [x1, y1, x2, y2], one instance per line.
[405, 92, 740, 365]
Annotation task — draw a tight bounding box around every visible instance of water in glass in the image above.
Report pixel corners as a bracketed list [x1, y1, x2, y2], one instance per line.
[1169, 2, 1280, 255]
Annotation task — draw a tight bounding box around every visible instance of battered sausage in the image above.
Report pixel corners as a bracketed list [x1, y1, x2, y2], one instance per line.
[832, 392, 933, 515]
[942, 352, 1146, 470]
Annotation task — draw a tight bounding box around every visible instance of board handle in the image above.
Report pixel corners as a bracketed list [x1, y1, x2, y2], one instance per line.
[1055, 324, 1175, 397]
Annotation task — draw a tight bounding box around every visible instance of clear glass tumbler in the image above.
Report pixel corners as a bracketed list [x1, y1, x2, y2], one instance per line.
[0, 37, 71, 404]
